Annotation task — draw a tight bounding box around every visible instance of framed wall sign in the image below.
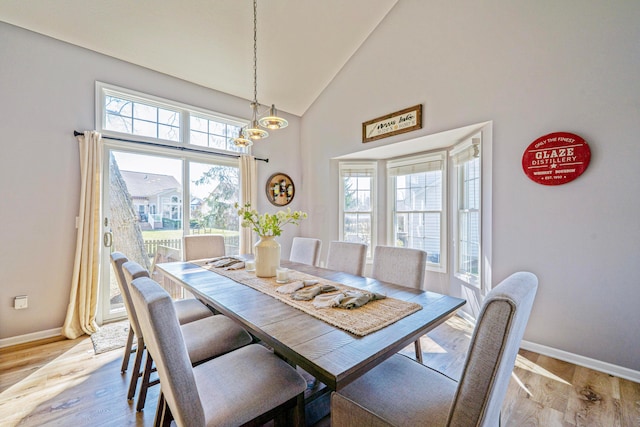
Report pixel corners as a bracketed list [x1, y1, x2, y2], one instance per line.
[362, 104, 422, 143]
[522, 132, 591, 185]
[266, 172, 295, 206]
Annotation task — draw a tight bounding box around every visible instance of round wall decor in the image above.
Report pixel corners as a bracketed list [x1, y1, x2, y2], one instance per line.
[522, 132, 591, 185]
[266, 172, 295, 206]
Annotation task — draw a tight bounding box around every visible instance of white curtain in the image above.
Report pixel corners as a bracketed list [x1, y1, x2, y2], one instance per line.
[62, 131, 103, 339]
[239, 155, 257, 254]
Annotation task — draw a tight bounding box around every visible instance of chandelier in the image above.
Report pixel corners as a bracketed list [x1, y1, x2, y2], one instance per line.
[233, 0, 288, 148]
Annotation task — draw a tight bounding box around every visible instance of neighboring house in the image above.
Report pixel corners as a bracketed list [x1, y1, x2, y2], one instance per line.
[119, 170, 181, 229]
[190, 196, 204, 217]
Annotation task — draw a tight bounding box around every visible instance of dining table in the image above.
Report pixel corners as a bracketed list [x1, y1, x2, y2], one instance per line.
[155, 258, 466, 423]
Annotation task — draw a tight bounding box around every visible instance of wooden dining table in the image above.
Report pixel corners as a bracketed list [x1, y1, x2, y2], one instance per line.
[156, 258, 465, 422]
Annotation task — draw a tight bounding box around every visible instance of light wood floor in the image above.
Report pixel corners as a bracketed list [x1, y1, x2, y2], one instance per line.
[1, 316, 638, 426]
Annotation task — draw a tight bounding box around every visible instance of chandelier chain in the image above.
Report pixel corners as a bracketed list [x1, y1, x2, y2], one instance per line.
[253, 0, 258, 106]
[233, 0, 287, 146]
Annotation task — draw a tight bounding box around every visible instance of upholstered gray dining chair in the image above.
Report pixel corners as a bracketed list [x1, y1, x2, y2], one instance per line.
[116, 256, 252, 412]
[183, 234, 226, 261]
[326, 241, 368, 276]
[371, 245, 427, 362]
[289, 237, 322, 266]
[111, 252, 215, 377]
[130, 276, 308, 427]
[331, 271, 538, 427]
[111, 252, 212, 383]
[110, 252, 141, 374]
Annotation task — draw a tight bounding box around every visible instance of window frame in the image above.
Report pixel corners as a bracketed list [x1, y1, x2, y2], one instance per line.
[451, 135, 482, 288]
[338, 161, 377, 261]
[386, 152, 447, 273]
[96, 82, 249, 155]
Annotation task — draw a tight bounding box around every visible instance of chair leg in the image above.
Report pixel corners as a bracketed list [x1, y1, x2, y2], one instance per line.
[294, 392, 306, 427]
[154, 390, 165, 427]
[127, 337, 145, 400]
[121, 327, 135, 373]
[137, 351, 154, 411]
[161, 397, 173, 427]
[155, 390, 174, 427]
[414, 339, 423, 364]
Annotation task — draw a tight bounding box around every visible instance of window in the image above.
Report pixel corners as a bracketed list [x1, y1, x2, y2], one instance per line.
[339, 162, 376, 259]
[387, 153, 446, 272]
[190, 114, 244, 152]
[97, 82, 247, 323]
[104, 94, 181, 142]
[452, 137, 481, 286]
[97, 82, 247, 153]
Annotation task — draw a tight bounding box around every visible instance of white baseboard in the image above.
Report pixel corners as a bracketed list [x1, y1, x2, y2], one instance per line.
[0, 327, 62, 349]
[520, 340, 640, 383]
[457, 310, 476, 324]
[453, 313, 640, 383]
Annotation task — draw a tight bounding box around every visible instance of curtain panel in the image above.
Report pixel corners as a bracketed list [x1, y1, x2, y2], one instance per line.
[239, 155, 258, 254]
[62, 131, 103, 339]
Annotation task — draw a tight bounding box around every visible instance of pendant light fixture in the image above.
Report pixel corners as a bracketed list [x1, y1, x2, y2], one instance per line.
[233, 0, 288, 147]
[232, 127, 253, 148]
[259, 104, 288, 130]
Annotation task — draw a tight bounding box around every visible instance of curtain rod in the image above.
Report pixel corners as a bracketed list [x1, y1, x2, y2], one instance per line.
[73, 131, 268, 163]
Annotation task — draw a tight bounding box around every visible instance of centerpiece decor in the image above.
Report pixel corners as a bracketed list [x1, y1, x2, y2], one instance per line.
[236, 203, 307, 277]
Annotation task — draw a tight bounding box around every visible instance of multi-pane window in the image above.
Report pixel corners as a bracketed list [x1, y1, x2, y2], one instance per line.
[388, 153, 446, 271]
[104, 94, 181, 142]
[339, 162, 376, 259]
[97, 82, 248, 153]
[190, 115, 244, 152]
[452, 138, 481, 285]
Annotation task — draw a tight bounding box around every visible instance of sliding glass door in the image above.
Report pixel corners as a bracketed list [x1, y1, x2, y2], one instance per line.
[99, 144, 240, 323]
[188, 161, 241, 254]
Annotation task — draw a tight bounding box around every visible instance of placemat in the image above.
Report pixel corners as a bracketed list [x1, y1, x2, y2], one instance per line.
[196, 261, 422, 336]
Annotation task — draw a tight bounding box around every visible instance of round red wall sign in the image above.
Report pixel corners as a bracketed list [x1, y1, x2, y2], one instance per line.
[522, 132, 591, 185]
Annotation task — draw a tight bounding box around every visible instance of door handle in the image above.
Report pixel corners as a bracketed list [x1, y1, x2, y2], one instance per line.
[104, 231, 113, 248]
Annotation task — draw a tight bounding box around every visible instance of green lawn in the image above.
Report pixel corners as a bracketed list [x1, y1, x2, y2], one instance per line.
[141, 228, 239, 240]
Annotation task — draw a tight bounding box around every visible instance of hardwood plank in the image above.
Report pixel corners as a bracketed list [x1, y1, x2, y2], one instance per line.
[502, 396, 572, 427]
[619, 376, 640, 427]
[511, 352, 575, 414]
[564, 364, 622, 426]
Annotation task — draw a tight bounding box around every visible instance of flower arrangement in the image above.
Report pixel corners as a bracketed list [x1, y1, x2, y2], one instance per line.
[236, 202, 307, 237]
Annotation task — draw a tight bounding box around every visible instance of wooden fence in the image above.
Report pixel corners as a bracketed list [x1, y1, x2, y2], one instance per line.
[145, 238, 181, 257]
[144, 235, 240, 257]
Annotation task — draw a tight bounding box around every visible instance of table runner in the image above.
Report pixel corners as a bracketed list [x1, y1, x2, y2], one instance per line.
[196, 261, 422, 337]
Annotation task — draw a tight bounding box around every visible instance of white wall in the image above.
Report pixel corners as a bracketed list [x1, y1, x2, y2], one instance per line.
[300, 0, 640, 372]
[0, 22, 302, 340]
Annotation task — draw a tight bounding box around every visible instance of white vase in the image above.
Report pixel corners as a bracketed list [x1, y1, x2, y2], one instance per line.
[254, 235, 281, 278]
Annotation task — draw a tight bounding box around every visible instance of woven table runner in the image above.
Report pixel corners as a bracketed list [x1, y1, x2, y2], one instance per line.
[196, 261, 422, 337]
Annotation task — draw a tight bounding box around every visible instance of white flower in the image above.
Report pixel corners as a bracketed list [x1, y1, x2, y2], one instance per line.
[235, 202, 307, 237]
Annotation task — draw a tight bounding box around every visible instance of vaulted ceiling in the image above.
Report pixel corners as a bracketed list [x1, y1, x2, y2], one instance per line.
[1, 0, 398, 116]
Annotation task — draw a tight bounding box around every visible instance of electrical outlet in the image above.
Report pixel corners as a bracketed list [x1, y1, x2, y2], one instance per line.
[14, 295, 28, 309]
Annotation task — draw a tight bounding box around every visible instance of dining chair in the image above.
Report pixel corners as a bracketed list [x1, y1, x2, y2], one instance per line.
[120, 259, 252, 412]
[111, 252, 211, 382]
[326, 241, 368, 276]
[109, 252, 140, 374]
[371, 245, 427, 363]
[331, 271, 538, 427]
[183, 233, 225, 261]
[289, 237, 322, 266]
[130, 276, 308, 427]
